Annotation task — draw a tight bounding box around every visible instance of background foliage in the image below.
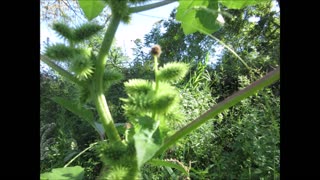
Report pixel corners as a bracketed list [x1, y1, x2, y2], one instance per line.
[40, 0, 279, 179]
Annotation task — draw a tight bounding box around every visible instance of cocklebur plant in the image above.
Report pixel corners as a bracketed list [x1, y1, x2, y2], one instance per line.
[43, 20, 189, 178]
[40, 0, 279, 179]
[95, 45, 189, 179]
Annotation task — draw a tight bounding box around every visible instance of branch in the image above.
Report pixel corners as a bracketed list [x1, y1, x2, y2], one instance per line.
[62, 0, 84, 21]
[95, 14, 121, 93]
[97, 15, 121, 69]
[129, 0, 177, 14]
[64, 141, 100, 167]
[155, 67, 280, 155]
[93, 15, 122, 143]
[40, 55, 84, 86]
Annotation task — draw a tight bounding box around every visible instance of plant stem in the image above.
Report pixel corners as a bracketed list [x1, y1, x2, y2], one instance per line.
[154, 55, 159, 93]
[64, 142, 100, 168]
[155, 67, 280, 155]
[181, 23, 254, 74]
[94, 94, 120, 141]
[129, 0, 178, 13]
[205, 34, 251, 72]
[152, 55, 159, 120]
[93, 15, 122, 142]
[40, 55, 84, 86]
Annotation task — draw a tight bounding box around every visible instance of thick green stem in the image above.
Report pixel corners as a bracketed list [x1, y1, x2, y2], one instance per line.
[129, 0, 178, 13]
[93, 15, 122, 142]
[156, 67, 280, 155]
[40, 55, 84, 86]
[97, 16, 121, 63]
[94, 94, 120, 142]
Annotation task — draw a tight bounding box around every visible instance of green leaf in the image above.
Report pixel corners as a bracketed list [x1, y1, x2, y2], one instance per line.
[176, 0, 221, 35]
[148, 159, 188, 175]
[78, 0, 107, 21]
[40, 166, 84, 180]
[52, 97, 108, 138]
[51, 97, 94, 125]
[157, 62, 189, 83]
[137, 116, 157, 130]
[219, 0, 269, 9]
[134, 117, 162, 169]
[93, 121, 105, 137]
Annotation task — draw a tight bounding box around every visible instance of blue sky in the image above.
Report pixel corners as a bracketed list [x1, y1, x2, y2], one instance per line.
[115, 1, 179, 56]
[40, 0, 279, 64]
[40, 1, 179, 57]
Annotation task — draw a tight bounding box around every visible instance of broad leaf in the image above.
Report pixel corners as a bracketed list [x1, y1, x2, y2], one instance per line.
[93, 121, 105, 137]
[219, 0, 269, 9]
[78, 0, 107, 21]
[40, 166, 84, 180]
[52, 97, 104, 139]
[51, 97, 94, 125]
[176, 0, 221, 35]
[134, 117, 162, 168]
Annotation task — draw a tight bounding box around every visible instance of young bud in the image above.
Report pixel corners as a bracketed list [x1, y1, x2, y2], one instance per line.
[151, 45, 162, 58]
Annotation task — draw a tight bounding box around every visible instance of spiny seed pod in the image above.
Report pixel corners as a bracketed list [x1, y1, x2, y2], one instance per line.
[109, 0, 130, 23]
[152, 92, 177, 114]
[157, 62, 189, 83]
[70, 56, 94, 81]
[45, 44, 78, 61]
[45, 44, 90, 62]
[52, 23, 74, 41]
[103, 69, 124, 91]
[151, 44, 162, 58]
[105, 166, 129, 180]
[73, 23, 104, 42]
[124, 79, 153, 95]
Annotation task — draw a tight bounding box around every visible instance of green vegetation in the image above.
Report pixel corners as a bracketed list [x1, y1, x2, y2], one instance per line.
[40, 0, 279, 179]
